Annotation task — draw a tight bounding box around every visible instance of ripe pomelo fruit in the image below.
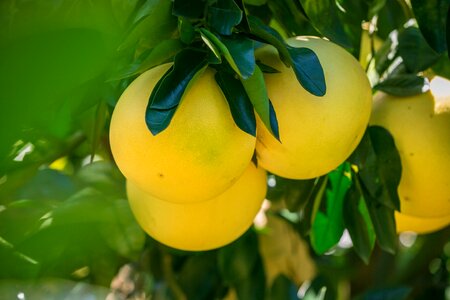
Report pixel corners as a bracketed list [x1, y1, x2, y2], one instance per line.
[110, 64, 256, 203]
[255, 37, 372, 179]
[370, 76, 450, 218]
[126, 163, 267, 251]
[396, 211, 450, 234]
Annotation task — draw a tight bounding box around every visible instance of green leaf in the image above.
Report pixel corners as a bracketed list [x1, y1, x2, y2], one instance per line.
[218, 231, 266, 300]
[298, 0, 352, 48]
[361, 286, 412, 300]
[241, 65, 280, 139]
[411, 0, 449, 54]
[179, 18, 197, 44]
[207, 0, 243, 35]
[146, 48, 209, 135]
[248, 15, 291, 65]
[366, 200, 397, 254]
[118, 0, 177, 50]
[349, 126, 402, 210]
[311, 163, 352, 254]
[367, 0, 387, 19]
[244, 0, 268, 5]
[270, 274, 299, 300]
[397, 26, 441, 73]
[199, 28, 255, 78]
[374, 74, 430, 96]
[111, 39, 184, 80]
[221, 35, 256, 79]
[215, 71, 256, 136]
[256, 61, 281, 73]
[172, 0, 206, 19]
[344, 174, 376, 264]
[286, 46, 326, 96]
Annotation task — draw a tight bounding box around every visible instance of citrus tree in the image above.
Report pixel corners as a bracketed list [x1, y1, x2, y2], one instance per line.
[0, 0, 449, 299]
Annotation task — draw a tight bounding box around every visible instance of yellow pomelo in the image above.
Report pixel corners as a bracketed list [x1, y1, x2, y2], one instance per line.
[255, 37, 372, 179]
[126, 163, 267, 251]
[370, 76, 450, 218]
[110, 64, 256, 203]
[396, 211, 450, 234]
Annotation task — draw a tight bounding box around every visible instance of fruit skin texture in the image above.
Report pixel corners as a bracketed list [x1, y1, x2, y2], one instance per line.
[126, 163, 267, 251]
[370, 84, 450, 218]
[255, 37, 372, 179]
[396, 212, 450, 234]
[110, 64, 256, 203]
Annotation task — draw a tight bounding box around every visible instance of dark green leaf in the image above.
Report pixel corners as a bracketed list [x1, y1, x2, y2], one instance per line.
[298, 0, 352, 48]
[344, 175, 376, 264]
[397, 26, 441, 73]
[221, 35, 256, 79]
[17, 169, 75, 201]
[311, 163, 352, 254]
[367, 0, 387, 19]
[215, 71, 256, 136]
[432, 54, 450, 79]
[270, 274, 299, 300]
[241, 65, 280, 139]
[286, 46, 326, 96]
[179, 18, 197, 44]
[118, 0, 176, 50]
[218, 231, 266, 300]
[173, 0, 206, 19]
[146, 48, 209, 135]
[111, 39, 184, 80]
[411, 0, 449, 54]
[207, 0, 243, 35]
[199, 28, 255, 78]
[366, 200, 397, 254]
[256, 61, 281, 73]
[362, 286, 412, 300]
[244, 0, 268, 5]
[374, 74, 430, 96]
[349, 126, 402, 210]
[248, 15, 291, 65]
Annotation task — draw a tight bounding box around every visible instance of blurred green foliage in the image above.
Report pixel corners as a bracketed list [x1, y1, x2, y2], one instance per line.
[0, 0, 449, 299]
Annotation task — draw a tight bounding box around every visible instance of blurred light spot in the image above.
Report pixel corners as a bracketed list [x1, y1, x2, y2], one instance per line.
[429, 258, 441, 274]
[13, 143, 34, 162]
[446, 259, 450, 272]
[0, 205, 5, 213]
[49, 156, 68, 171]
[444, 241, 450, 256]
[267, 175, 276, 188]
[0, 176, 6, 185]
[338, 229, 353, 249]
[324, 248, 336, 255]
[72, 266, 90, 279]
[399, 231, 417, 248]
[17, 292, 25, 300]
[431, 76, 450, 114]
[297, 280, 311, 298]
[81, 154, 103, 166]
[279, 209, 300, 223]
[446, 286, 450, 300]
[387, 30, 399, 60]
[253, 199, 270, 229]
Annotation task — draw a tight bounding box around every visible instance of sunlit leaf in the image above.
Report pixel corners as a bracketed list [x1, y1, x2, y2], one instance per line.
[241, 66, 280, 139]
[311, 163, 352, 254]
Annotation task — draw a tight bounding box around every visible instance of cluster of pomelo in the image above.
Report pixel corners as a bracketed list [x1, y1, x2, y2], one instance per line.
[370, 76, 450, 234]
[109, 35, 450, 251]
[109, 36, 373, 251]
